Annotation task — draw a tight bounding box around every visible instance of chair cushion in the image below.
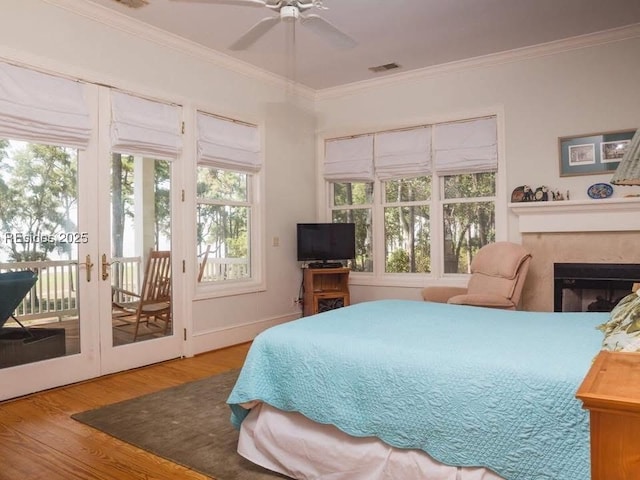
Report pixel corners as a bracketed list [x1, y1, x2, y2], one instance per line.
[421, 286, 468, 303]
[467, 242, 531, 300]
[448, 293, 516, 310]
[470, 242, 530, 280]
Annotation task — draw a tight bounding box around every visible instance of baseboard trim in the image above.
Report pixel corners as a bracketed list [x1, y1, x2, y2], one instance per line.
[191, 312, 301, 355]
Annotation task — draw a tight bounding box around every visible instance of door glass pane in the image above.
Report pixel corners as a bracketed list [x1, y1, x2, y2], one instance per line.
[0, 139, 80, 368]
[110, 154, 172, 345]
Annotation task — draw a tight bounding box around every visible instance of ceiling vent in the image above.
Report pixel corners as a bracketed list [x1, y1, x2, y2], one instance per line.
[113, 0, 149, 8]
[368, 62, 401, 73]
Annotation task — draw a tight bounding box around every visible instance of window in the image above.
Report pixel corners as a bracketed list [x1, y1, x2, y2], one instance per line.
[196, 166, 252, 282]
[325, 116, 498, 281]
[195, 112, 262, 290]
[383, 176, 431, 273]
[441, 172, 496, 273]
[330, 181, 374, 272]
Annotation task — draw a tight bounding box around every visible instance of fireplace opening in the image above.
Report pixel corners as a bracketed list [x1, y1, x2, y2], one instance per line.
[554, 263, 640, 313]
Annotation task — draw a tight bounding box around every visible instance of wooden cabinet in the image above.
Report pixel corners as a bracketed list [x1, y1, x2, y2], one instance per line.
[303, 267, 350, 316]
[576, 350, 640, 479]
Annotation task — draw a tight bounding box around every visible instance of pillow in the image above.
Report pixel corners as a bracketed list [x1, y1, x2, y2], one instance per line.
[597, 290, 640, 352]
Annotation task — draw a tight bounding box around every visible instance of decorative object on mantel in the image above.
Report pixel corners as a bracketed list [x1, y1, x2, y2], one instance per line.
[587, 182, 614, 199]
[559, 128, 636, 177]
[510, 185, 532, 202]
[611, 127, 640, 189]
[511, 185, 568, 202]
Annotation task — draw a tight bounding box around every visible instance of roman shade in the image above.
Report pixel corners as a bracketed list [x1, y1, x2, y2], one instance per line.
[324, 135, 374, 182]
[197, 112, 261, 172]
[374, 127, 431, 180]
[0, 61, 91, 149]
[110, 90, 182, 160]
[433, 117, 497, 174]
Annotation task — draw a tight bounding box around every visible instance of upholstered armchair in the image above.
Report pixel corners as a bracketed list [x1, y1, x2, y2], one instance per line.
[422, 242, 532, 310]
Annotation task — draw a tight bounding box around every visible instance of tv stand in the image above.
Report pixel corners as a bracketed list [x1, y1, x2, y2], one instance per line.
[303, 267, 350, 316]
[308, 262, 343, 269]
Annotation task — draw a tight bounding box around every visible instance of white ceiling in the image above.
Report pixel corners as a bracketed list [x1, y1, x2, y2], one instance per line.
[87, 0, 640, 90]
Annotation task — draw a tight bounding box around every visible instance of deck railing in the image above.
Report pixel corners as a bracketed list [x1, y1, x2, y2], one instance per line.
[0, 256, 141, 323]
[1, 255, 248, 322]
[198, 257, 249, 282]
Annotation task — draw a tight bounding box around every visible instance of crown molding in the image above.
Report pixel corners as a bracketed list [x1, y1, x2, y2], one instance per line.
[316, 23, 640, 101]
[42, 0, 316, 101]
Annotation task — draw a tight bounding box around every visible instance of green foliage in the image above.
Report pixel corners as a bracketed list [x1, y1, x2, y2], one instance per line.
[196, 167, 249, 261]
[331, 172, 494, 275]
[0, 142, 77, 262]
[386, 249, 410, 273]
[443, 172, 496, 273]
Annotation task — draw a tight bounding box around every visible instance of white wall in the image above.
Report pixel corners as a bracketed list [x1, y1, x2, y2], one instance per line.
[315, 35, 640, 303]
[1, 0, 316, 354]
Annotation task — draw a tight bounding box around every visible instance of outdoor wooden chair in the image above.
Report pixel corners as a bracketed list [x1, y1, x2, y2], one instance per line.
[112, 250, 171, 342]
[197, 244, 211, 282]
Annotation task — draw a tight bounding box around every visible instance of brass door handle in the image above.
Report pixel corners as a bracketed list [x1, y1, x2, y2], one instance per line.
[102, 254, 110, 281]
[80, 254, 94, 282]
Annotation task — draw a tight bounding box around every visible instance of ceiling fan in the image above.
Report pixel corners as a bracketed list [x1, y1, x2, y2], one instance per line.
[169, 0, 358, 51]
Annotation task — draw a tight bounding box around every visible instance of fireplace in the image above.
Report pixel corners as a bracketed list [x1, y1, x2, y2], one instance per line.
[554, 263, 640, 312]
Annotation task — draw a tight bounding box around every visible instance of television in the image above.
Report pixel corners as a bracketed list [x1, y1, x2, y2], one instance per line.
[297, 223, 355, 267]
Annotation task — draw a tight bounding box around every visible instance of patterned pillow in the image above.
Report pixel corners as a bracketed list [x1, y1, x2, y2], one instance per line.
[598, 290, 640, 352]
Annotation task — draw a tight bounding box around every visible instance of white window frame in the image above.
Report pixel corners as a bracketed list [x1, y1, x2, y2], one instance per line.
[322, 111, 507, 288]
[195, 164, 265, 299]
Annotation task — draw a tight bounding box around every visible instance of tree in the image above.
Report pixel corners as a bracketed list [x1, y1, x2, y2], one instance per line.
[442, 173, 496, 273]
[196, 167, 249, 276]
[383, 177, 430, 273]
[154, 160, 171, 249]
[0, 142, 78, 262]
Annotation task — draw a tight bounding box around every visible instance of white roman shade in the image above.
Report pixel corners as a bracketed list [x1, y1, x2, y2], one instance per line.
[324, 135, 374, 182]
[0, 62, 91, 149]
[374, 127, 431, 180]
[434, 117, 497, 174]
[197, 112, 261, 172]
[110, 90, 182, 160]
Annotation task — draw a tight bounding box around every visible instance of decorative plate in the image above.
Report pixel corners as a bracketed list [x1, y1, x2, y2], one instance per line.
[587, 183, 613, 199]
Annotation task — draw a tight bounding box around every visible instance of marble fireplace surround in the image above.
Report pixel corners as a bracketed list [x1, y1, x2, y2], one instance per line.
[509, 198, 640, 312]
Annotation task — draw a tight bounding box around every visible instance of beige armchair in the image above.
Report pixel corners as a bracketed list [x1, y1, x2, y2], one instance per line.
[422, 242, 532, 310]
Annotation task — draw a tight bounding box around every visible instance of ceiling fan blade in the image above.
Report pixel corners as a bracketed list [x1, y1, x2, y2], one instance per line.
[300, 14, 357, 49]
[229, 16, 281, 50]
[169, 0, 268, 7]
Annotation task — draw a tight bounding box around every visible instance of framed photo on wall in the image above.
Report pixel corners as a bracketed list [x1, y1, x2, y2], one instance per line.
[559, 129, 636, 177]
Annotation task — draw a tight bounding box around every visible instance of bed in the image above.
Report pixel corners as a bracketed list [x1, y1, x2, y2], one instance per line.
[227, 299, 606, 480]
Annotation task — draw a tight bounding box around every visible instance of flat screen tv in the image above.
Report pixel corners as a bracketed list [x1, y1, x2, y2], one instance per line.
[297, 223, 355, 266]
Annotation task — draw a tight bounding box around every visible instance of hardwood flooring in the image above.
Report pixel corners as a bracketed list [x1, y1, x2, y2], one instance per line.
[0, 342, 251, 480]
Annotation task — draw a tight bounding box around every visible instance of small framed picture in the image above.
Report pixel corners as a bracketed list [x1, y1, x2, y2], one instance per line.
[559, 129, 636, 177]
[600, 139, 631, 163]
[568, 144, 595, 166]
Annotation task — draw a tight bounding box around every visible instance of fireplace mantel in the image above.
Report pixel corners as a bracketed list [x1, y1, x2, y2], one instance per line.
[509, 197, 640, 233]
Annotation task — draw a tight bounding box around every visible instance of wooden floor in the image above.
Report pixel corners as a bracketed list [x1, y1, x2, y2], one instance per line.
[0, 342, 251, 480]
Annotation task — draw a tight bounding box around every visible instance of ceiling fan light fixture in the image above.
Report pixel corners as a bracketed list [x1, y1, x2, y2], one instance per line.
[280, 6, 300, 22]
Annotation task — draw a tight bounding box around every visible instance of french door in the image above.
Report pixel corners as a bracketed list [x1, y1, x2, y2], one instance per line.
[0, 87, 183, 400]
[90, 87, 184, 376]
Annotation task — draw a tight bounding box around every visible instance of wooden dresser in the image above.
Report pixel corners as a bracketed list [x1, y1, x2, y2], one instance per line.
[576, 350, 640, 479]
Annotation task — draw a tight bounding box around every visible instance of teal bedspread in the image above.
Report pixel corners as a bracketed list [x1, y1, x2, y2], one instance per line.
[227, 299, 605, 480]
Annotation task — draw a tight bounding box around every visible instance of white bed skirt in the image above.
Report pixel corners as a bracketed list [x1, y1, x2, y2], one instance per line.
[238, 403, 505, 480]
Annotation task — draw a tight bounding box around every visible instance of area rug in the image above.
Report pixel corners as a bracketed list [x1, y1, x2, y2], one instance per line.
[72, 369, 290, 480]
